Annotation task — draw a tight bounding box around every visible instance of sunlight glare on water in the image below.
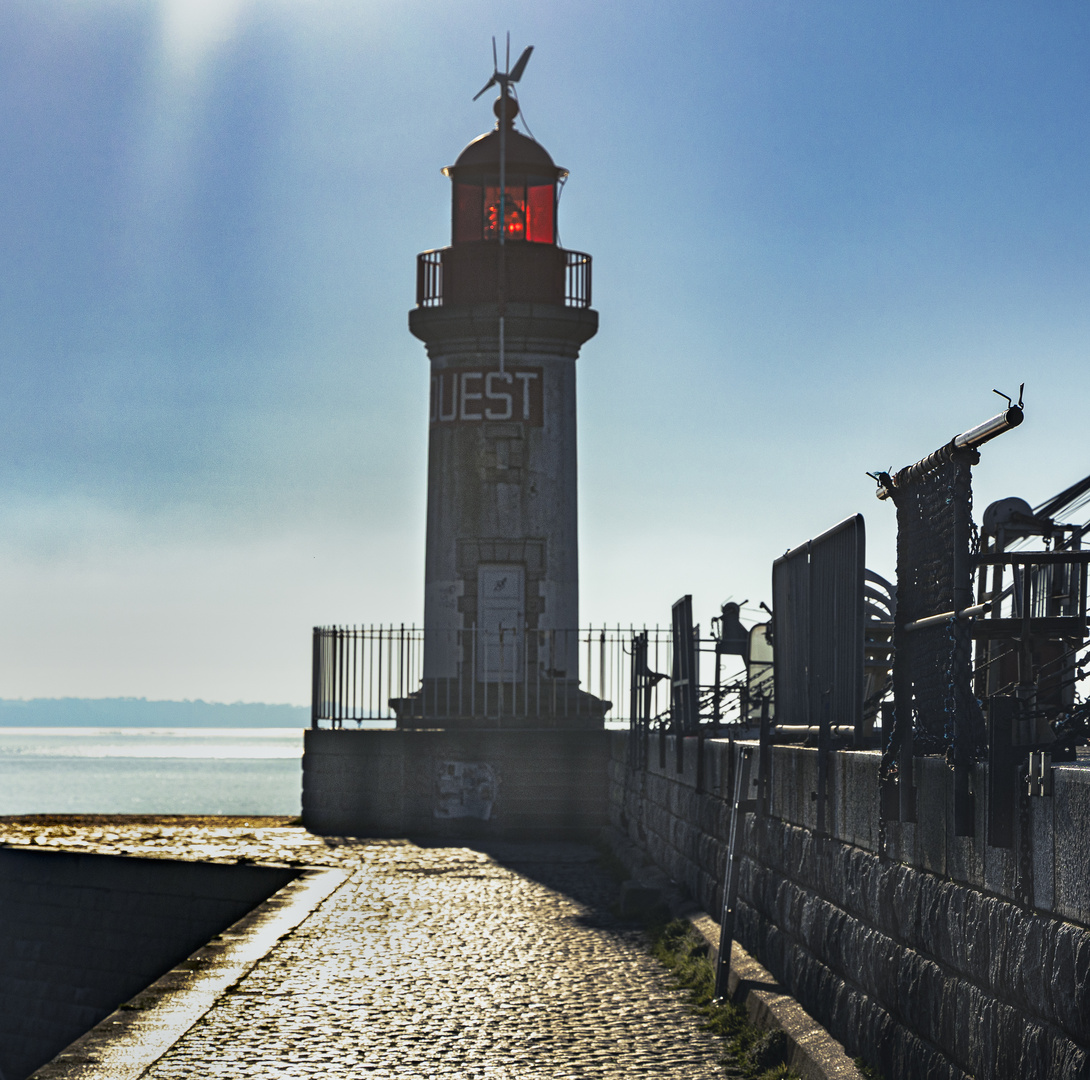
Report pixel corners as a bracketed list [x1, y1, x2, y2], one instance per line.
[0, 727, 303, 759]
[0, 728, 306, 815]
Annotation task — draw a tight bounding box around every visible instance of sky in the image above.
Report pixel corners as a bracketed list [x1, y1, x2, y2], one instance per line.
[0, 0, 1087, 705]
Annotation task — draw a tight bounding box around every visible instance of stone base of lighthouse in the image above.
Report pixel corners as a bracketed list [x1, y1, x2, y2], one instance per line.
[301, 727, 611, 839]
[390, 677, 609, 730]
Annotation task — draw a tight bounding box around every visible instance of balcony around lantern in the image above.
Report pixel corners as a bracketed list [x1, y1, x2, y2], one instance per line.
[416, 243, 592, 310]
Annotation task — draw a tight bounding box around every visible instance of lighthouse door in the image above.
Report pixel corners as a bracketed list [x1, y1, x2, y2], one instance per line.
[476, 564, 524, 682]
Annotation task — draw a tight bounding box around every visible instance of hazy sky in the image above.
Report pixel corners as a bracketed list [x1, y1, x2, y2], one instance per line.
[0, 0, 1087, 705]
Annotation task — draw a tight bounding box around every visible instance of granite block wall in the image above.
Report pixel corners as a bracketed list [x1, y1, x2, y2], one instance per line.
[0, 848, 295, 1080]
[609, 732, 1090, 1080]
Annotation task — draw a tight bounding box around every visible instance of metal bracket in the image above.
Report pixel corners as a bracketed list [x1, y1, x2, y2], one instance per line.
[1026, 751, 1053, 798]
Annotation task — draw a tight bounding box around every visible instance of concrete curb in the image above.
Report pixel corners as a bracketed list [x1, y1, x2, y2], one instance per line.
[603, 828, 864, 1080]
[30, 866, 349, 1080]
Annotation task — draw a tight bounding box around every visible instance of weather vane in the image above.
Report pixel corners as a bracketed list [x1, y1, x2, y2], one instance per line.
[472, 34, 533, 104]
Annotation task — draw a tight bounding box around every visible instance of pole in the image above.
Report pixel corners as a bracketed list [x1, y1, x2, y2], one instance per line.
[875, 407, 1023, 501]
[498, 82, 507, 375]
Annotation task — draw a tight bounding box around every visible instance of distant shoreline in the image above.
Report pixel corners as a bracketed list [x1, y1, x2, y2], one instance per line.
[0, 698, 308, 728]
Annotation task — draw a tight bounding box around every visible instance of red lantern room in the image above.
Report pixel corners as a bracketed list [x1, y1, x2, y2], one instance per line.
[446, 95, 563, 245]
[414, 92, 591, 311]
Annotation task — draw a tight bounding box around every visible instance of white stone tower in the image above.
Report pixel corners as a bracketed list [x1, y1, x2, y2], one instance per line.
[406, 86, 601, 727]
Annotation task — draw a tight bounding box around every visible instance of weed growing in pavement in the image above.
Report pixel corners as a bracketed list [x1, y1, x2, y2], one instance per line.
[853, 1057, 885, 1079]
[648, 918, 800, 1080]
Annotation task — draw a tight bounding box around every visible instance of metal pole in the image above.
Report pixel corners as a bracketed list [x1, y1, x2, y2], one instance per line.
[953, 406, 1024, 451]
[715, 744, 755, 1000]
[599, 629, 605, 704]
[498, 85, 506, 375]
[311, 629, 320, 729]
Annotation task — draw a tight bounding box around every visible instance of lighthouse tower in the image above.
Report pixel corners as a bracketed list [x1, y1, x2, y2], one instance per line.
[406, 80, 601, 727]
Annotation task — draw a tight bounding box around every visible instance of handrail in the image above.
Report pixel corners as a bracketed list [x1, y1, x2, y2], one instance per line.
[563, 250, 592, 308]
[414, 246, 592, 310]
[416, 250, 443, 308]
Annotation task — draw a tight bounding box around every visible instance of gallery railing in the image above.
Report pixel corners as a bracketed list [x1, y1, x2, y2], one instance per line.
[414, 247, 592, 309]
[563, 250, 592, 308]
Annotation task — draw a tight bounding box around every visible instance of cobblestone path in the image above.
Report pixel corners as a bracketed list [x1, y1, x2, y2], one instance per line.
[0, 818, 732, 1078]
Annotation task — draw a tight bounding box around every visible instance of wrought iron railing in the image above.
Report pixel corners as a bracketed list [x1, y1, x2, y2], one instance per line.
[311, 624, 764, 729]
[414, 247, 592, 309]
[563, 250, 592, 308]
[416, 250, 442, 309]
[312, 625, 674, 728]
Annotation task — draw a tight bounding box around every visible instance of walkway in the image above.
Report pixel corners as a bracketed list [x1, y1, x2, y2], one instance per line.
[0, 818, 736, 1079]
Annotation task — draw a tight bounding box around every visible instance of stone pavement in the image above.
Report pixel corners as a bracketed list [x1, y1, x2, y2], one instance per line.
[0, 818, 738, 1078]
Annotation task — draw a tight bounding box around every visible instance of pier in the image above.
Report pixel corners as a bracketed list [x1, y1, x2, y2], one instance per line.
[0, 817, 856, 1080]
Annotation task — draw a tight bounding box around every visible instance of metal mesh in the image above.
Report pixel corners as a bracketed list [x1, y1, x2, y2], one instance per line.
[889, 449, 986, 764]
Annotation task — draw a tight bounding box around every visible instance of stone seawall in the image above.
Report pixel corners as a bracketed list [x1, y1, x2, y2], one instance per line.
[0, 848, 294, 1080]
[609, 733, 1090, 1079]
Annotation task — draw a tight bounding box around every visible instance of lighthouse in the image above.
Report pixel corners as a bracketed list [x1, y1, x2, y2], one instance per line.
[406, 66, 602, 727]
[303, 53, 616, 836]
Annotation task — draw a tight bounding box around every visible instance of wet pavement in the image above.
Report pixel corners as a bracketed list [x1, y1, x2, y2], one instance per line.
[0, 818, 734, 1078]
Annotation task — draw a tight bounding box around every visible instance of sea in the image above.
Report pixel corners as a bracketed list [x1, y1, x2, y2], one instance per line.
[0, 727, 327, 816]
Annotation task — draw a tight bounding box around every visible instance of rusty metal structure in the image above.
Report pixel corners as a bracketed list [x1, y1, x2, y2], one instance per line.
[870, 391, 1090, 841]
[712, 396, 1089, 983]
[973, 476, 1090, 846]
[872, 395, 1024, 829]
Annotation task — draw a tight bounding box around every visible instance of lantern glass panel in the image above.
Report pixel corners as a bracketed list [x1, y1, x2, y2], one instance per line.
[526, 184, 555, 244]
[453, 180, 556, 243]
[453, 183, 483, 243]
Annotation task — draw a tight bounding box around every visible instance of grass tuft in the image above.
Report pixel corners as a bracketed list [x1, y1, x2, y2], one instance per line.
[648, 918, 801, 1080]
[853, 1057, 885, 1079]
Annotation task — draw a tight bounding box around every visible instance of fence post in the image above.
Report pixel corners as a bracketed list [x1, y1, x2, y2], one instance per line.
[311, 629, 321, 729]
[715, 743, 756, 1000]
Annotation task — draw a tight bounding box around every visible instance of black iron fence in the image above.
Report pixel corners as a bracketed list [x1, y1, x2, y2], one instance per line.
[311, 622, 764, 731]
[312, 625, 673, 728]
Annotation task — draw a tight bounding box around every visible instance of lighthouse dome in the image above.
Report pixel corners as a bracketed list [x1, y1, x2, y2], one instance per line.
[449, 128, 561, 184]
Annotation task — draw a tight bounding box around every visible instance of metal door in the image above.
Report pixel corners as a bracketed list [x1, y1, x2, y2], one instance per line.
[476, 564, 524, 681]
